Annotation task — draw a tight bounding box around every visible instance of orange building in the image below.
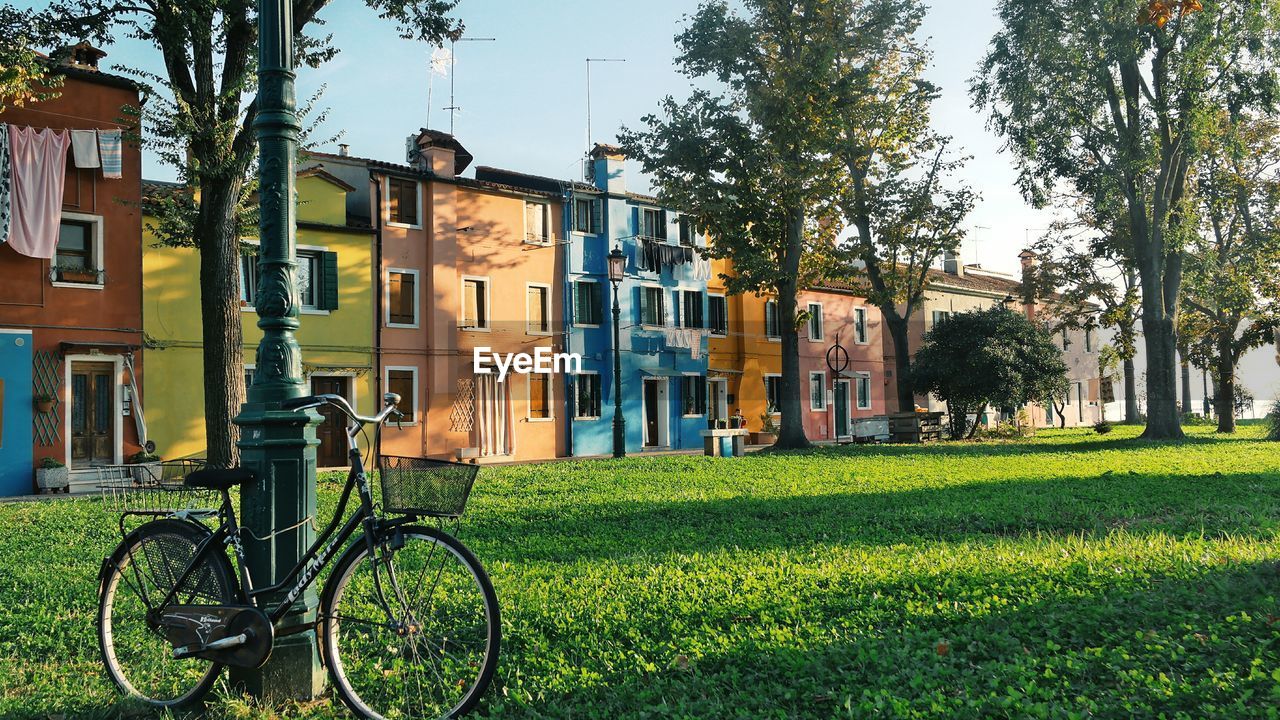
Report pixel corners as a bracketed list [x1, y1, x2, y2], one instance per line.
[0, 47, 145, 494]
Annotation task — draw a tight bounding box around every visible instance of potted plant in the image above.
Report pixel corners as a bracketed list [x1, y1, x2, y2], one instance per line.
[729, 410, 745, 429]
[35, 457, 69, 494]
[33, 393, 55, 414]
[755, 413, 779, 445]
[52, 263, 101, 284]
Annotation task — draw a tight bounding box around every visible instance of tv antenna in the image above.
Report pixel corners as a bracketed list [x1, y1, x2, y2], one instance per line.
[443, 36, 496, 135]
[585, 58, 626, 154]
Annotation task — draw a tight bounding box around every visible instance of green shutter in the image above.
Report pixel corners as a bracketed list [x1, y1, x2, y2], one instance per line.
[321, 251, 339, 310]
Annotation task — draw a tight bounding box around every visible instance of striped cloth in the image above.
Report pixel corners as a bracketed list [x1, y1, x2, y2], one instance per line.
[0, 123, 10, 244]
[97, 129, 122, 179]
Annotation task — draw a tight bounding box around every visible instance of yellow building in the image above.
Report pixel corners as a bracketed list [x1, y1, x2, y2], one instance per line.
[142, 170, 377, 465]
[707, 258, 782, 439]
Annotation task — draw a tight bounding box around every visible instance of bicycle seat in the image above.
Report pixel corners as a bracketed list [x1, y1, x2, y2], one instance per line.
[184, 468, 258, 490]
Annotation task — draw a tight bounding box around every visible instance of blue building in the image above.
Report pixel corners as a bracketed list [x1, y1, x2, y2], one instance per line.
[477, 144, 712, 456]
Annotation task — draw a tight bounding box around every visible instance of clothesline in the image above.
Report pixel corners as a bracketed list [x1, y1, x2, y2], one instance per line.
[7, 106, 130, 130]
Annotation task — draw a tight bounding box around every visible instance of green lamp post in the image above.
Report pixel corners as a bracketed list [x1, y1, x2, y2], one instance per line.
[230, 0, 325, 699]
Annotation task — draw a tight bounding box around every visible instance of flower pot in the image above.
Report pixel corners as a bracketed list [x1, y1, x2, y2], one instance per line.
[58, 269, 99, 284]
[35, 466, 69, 494]
[35, 400, 54, 414]
[754, 432, 777, 445]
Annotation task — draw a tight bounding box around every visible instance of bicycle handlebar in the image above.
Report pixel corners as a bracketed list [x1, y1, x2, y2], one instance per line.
[280, 392, 401, 427]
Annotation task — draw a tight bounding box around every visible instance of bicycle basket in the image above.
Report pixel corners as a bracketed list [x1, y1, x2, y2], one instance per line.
[98, 460, 219, 515]
[377, 456, 479, 518]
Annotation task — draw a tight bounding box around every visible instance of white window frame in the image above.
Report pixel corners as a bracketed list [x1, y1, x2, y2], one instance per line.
[640, 206, 665, 241]
[460, 274, 491, 332]
[807, 302, 824, 342]
[574, 279, 602, 327]
[640, 282, 666, 329]
[856, 371, 872, 410]
[523, 199, 553, 246]
[52, 211, 106, 290]
[526, 372, 555, 422]
[809, 370, 827, 411]
[764, 373, 782, 415]
[932, 310, 951, 327]
[677, 287, 703, 329]
[525, 282, 553, 336]
[681, 372, 706, 418]
[384, 176, 423, 230]
[765, 299, 781, 343]
[854, 307, 869, 344]
[244, 363, 256, 390]
[295, 245, 330, 315]
[384, 267, 420, 329]
[572, 196, 599, 235]
[708, 293, 728, 337]
[63, 353, 124, 466]
[384, 365, 420, 426]
[574, 371, 601, 420]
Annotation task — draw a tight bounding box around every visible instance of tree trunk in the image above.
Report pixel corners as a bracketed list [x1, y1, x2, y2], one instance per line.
[773, 211, 810, 450]
[1123, 356, 1139, 424]
[197, 177, 247, 467]
[966, 402, 987, 439]
[1215, 341, 1237, 433]
[882, 312, 914, 413]
[1180, 358, 1192, 415]
[1140, 316, 1185, 439]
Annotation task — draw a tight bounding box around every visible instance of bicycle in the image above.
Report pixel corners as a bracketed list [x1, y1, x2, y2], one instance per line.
[95, 392, 501, 719]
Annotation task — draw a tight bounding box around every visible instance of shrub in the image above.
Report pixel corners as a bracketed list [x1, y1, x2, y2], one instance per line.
[38, 457, 64, 469]
[1266, 400, 1280, 441]
[1094, 420, 1113, 435]
[126, 450, 161, 464]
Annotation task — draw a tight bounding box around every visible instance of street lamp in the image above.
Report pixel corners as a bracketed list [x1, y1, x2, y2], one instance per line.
[607, 247, 626, 458]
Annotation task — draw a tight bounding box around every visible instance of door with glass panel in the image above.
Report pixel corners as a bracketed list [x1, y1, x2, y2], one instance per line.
[70, 362, 115, 467]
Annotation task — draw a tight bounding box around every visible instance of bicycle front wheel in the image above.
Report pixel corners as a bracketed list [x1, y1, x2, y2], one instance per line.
[97, 518, 236, 708]
[321, 526, 500, 720]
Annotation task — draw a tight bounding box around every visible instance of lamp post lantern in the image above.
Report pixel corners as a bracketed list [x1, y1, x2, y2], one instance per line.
[230, 0, 324, 699]
[607, 247, 626, 458]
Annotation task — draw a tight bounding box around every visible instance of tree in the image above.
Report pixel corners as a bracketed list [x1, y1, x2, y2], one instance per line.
[973, 0, 1280, 439]
[909, 307, 1068, 439]
[21, 1, 463, 465]
[826, 0, 977, 414]
[619, 0, 847, 450]
[1179, 111, 1280, 432]
[0, 7, 60, 112]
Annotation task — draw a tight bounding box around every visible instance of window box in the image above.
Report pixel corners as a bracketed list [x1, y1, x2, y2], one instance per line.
[51, 265, 104, 285]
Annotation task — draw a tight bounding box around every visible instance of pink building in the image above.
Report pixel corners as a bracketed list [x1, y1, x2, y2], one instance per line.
[797, 283, 887, 440]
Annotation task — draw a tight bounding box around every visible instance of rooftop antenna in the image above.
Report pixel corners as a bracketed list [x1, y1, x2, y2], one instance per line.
[586, 57, 626, 155]
[969, 225, 990, 265]
[443, 36, 496, 135]
[426, 45, 451, 129]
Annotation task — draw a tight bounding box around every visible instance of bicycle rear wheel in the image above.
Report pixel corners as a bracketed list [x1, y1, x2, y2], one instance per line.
[321, 526, 500, 720]
[97, 518, 236, 708]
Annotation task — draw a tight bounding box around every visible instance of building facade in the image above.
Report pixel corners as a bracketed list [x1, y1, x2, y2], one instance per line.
[797, 284, 887, 440]
[0, 49, 145, 494]
[142, 170, 377, 464]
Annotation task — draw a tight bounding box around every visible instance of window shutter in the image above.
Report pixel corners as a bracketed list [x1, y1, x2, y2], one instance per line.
[637, 285, 647, 325]
[321, 251, 339, 310]
[666, 289, 676, 328]
[572, 282, 581, 324]
[658, 210, 668, 240]
[592, 199, 603, 234]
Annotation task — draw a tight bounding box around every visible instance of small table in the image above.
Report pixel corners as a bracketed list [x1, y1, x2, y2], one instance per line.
[700, 429, 749, 457]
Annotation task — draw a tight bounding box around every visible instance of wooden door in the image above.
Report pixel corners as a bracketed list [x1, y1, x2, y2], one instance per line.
[644, 380, 659, 447]
[311, 376, 350, 467]
[70, 362, 115, 467]
[833, 380, 850, 437]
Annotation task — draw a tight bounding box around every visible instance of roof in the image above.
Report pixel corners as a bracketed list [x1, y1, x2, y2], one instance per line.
[142, 179, 187, 203]
[296, 166, 357, 192]
[474, 166, 597, 194]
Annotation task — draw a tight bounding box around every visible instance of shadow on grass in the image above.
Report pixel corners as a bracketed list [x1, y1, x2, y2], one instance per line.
[485, 559, 1280, 718]
[758, 433, 1263, 460]
[469, 470, 1280, 563]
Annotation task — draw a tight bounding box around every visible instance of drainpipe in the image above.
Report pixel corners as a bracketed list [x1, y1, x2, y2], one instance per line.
[372, 173, 384, 458]
[561, 184, 575, 457]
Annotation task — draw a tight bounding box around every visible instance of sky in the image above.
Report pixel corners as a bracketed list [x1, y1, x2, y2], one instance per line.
[18, 0, 1280, 406]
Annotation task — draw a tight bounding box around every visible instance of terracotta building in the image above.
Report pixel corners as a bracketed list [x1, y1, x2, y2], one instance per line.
[0, 47, 145, 494]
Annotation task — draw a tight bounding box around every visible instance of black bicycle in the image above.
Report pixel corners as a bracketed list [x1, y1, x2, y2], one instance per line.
[95, 392, 500, 719]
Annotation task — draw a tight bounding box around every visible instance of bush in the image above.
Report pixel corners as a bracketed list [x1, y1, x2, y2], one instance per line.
[126, 450, 161, 464]
[1266, 400, 1280, 441]
[1093, 420, 1113, 435]
[38, 457, 64, 469]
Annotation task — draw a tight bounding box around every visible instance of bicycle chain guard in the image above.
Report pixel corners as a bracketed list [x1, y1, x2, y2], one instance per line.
[158, 605, 274, 669]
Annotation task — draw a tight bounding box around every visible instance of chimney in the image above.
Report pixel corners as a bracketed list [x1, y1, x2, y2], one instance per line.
[338, 143, 350, 157]
[409, 129, 474, 179]
[58, 41, 107, 72]
[590, 143, 626, 193]
[943, 250, 964, 277]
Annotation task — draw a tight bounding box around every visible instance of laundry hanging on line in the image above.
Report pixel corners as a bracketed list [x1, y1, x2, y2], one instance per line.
[97, 129, 122, 179]
[6, 125, 70, 260]
[664, 326, 710, 360]
[0, 123, 11, 246]
[70, 129, 100, 168]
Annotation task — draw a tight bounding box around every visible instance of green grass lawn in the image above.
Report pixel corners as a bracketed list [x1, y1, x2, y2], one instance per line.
[2, 425, 1278, 719]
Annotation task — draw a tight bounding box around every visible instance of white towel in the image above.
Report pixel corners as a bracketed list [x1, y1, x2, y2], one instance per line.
[70, 129, 100, 168]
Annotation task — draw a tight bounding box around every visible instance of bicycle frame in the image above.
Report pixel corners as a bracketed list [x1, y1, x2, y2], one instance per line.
[143, 420, 408, 630]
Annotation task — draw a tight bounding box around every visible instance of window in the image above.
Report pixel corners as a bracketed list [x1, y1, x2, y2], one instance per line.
[765, 375, 782, 413]
[386, 367, 417, 421]
[807, 302, 823, 342]
[765, 300, 780, 340]
[387, 269, 418, 327]
[244, 366, 255, 390]
[462, 277, 489, 330]
[810, 371, 826, 411]
[575, 281, 602, 326]
[709, 295, 728, 336]
[641, 207, 666, 241]
[1062, 331, 1071, 351]
[574, 197, 599, 234]
[640, 285, 666, 327]
[678, 216, 697, 247]
[854, 308, 868, 344]
[682, 375, 707, 416]
[1084, 327, 1094, 352]
[1077, 382, 1085, 421]
[932, 310, 951, 326]
[528, 374, 552, 421]
[240, 247, 337, 311]
[856, 373, 872, 410]
[680, 290, 704, 329]
[388, 177, 419, 226]
[55, 217, 96, 281]
[527, 284, 551, 334]
[575, 373, 601, 419]
[525, 201, 551, 244]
